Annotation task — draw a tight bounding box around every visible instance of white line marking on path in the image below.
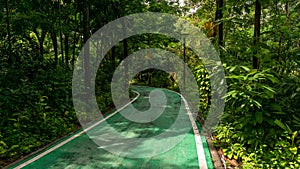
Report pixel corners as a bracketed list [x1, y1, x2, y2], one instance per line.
[165, 89, 208, 169]
[14, 91, 140, 169]
[181, 96, 208, 169]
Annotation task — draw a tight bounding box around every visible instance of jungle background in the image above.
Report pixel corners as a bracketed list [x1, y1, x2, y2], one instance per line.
[0, 0, 299, 168]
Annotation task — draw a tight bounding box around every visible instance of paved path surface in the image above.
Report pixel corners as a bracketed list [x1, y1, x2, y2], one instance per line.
[9, 86, 213, 169]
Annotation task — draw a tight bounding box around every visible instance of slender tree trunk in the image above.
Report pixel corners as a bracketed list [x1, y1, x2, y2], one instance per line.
[215, 0, 224, 48]
[34, 29, 46, 60]
[72, 0, 78, 67]
[111, 46, 116, 66]
[65, 34, 69, 65]
[111, 0, 128, 88]
[51, 1, 58, 63]
[72, 32, 77, 67]
[60, 33, 64, 63]
[278, 1, 289, 61]
[59, 0, 64, 64]
[51, 30, 58, 62]
[147, 34, 151, 86]
[285, 1, 289, 19]
[83, 0, 91, 102]
[148, 70, 151, 86]
[284, 1, 289, 61]
[5, 0, 11, 45]
[253, 0, 261, 69]
[123, 38, 128, 87]
[121, 18, 128, 89]
[5, 0, 13, 63]
[39, 30, 46, 60]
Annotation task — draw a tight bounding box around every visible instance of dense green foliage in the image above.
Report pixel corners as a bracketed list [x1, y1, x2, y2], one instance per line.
[0, 0, 299, 168]
[0, 0, 183, 167]
[0, 62, 76, 163]
[190, 0, 300, 168]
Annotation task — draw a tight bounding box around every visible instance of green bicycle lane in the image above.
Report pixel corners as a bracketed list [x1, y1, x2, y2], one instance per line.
[9, 86, 213, 169]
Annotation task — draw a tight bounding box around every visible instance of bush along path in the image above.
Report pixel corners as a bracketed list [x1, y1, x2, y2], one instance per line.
[7, 86, 214, 169]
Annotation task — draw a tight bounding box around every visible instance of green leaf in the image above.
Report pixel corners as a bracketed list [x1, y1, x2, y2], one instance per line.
[10, 145, 19, 150]
[266, 74, 279, 83]
[289, 147, 298, 155]
[253, 100, 262, 108]
[291, 93, 297, 99]
[240, 66, 250, 72]
[255, 112, 263, 124]
[292, 131, 298, 145]
[229, 66, 237, 73]
[274, 119, 286, 130]
[270, 103, 282, 112]
[262, 85, 276, 93]
[13, 123, 20, 128]
[274, 119, 292, 133]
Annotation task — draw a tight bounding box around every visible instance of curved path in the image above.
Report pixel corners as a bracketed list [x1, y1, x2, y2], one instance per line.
[9, 86, 213, 169]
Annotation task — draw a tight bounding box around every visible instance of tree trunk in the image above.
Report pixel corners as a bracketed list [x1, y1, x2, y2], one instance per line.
[83, 0, 91, 102]
[111, 46, 116, 66]
[120, 18, 129, 89]
[34, 29, 46, 61]
[147, 34, 151, 86]
[51, 30, 58, 62]
[285, 1, 289, 20]
[148, 69, 151, 86]
[253, 0, 261, 69]
[123, 38, 128, 88]
[5, 0, 13, 63]
[5, 0, 11, 45]
[215, 0, 224, 48]
[59, 0, 64, 64]
[39, 30, 46, 60]
[65, 34, 69, 65]
[72, 0, 78, 67]
[278, 1, 289, 61]
[60, 33, 64, 63]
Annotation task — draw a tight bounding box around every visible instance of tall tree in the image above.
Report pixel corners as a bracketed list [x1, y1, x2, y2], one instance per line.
[33, 28, 46, 59]
[72, 0, 79, 67]
[5, 0, 11, 52]
[65, 34, 69, 65]
[4, 0, 16, 64]
[59, 0, 64, 63]
[83, 0, 91, 94]
[215, 0, 224, 48]
[253, 0, 261, 69]
[51, 29, 58, 62]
